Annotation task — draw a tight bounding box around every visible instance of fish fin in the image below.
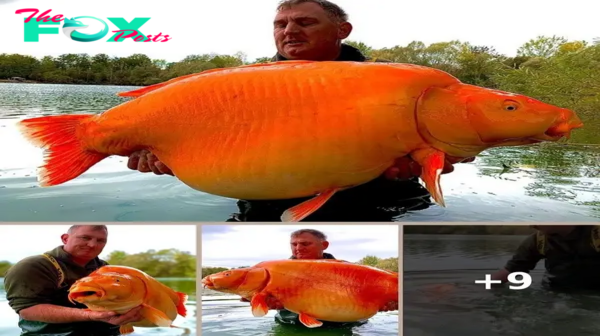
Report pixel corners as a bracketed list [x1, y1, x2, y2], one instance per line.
[117, 73, 200, 97]
[280, 188, 339, 222]
[298, 312, 323, 328]
[410, 148, 446, 207]
[117, 60, 316, 98]
[250, 293, 269, 317]
[119, 324, 134, 335]
[169, 324, 191, 335]
[17, 115, 107, 187]
[175, 291, 188, 317]
[140, 303, 172, 327]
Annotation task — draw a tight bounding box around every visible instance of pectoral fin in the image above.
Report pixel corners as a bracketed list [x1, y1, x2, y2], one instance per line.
[250, 292, 269, 317]
[119, 324, 134, 335]
[410, 148, 446, 207]
[281, 188, 339, 222]
[169, 324, 191, 335]
[141, 303, 172, 327]
[298, 312, 323, 328]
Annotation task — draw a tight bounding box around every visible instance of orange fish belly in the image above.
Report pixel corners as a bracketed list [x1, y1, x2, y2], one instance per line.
[84, 61, 457, 200]
[256, 260, 398, 322]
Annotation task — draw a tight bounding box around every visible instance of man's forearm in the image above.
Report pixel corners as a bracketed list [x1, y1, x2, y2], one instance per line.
[19, 304, 91, 323]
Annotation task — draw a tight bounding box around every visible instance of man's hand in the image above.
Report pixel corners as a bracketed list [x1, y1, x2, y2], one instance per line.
[240, 295, 284, 310]
[127, 150, 173, 176]
[86, 306, 144, 325]
[384, 156, 475, 180]
[379, 301, 398, 312]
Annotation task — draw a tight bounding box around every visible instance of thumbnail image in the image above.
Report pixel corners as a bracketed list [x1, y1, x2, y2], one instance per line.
[403, 224, 600, 336]
[201, 224, 399, 335]
[0, 224, 197, 336]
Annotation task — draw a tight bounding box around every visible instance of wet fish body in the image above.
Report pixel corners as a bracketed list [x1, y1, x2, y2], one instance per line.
[201, 259, 399, 328]
[18, 61, 584, 221]
[68, 265, 189, 335]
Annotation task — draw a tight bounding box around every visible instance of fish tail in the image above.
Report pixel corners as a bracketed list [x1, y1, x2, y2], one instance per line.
[17, 114, 108, 187]
[175, 291, 188, 317]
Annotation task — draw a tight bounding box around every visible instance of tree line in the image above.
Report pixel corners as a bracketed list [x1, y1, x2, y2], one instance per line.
[1, 35, 598, 143]
[201, 255, 399, 278]
[0, 248, 196, 278]
[403, 225, 537, 235]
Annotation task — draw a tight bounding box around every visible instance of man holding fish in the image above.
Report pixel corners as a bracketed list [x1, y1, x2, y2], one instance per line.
[238, 228, 399, 326]
[3, 225, 143, 336]
[126, 0, 474, 221]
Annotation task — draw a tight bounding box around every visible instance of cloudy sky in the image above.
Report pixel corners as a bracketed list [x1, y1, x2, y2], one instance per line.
[1, 0, 597, 63]
[201, 224, 399, 268]
[0, 224, 196, 263]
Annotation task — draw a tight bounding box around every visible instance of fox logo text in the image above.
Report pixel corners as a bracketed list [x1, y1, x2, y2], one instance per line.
[15, 8, 172, 42]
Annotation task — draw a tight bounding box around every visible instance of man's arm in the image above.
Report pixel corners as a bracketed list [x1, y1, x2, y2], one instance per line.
[491, 233, 543, 283]
[19, 304, 142, 324]
[4, 257, 142, 325]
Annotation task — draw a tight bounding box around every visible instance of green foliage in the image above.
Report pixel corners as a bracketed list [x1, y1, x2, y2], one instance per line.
[403, 225, 535, 235]
[1, 35, 598, 144]
[0, 260, 12, 277]
[357, 256, 398, 272]
[202, 255, 399, 277]
[0, 250, 195, 279]
[104, 249, 196, 278]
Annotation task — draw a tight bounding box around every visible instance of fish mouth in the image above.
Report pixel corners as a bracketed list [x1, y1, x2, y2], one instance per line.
[531, 116, 584, 142]
[201, 277, 214, 290]
[68, 287, 104, 304]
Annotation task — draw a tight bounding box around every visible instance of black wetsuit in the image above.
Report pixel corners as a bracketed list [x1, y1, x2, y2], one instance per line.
[227, 44, 432, 222]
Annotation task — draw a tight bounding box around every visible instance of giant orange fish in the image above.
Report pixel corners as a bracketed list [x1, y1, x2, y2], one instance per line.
[17, 61, 584, 221]
[201, 259, 399, 328]
[68, 265, 189, 335]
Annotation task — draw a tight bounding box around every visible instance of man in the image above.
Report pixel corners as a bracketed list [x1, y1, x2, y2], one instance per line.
[242, 228, 398, 326]
[490, 225, 600, 290]
[126, 0, 475, 221]
[3, 225, 143, 336]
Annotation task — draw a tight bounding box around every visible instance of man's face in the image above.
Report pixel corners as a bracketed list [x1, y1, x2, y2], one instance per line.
[273, 3, 348, 60]
[290, 232, 328, 259]
[62, 226, 107, 261]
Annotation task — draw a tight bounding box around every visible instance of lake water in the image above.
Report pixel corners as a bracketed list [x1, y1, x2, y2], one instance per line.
[403, 234, 600, 336]
[0, 83, 598, 222]
[0, 277, 197, 336]
[201, 289, 398, 336]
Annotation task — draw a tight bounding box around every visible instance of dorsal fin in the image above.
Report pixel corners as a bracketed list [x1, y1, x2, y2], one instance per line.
[117, 60, 316, 98]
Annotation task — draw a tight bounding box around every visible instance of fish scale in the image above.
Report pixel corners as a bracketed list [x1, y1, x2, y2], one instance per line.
[203, 259, 398, 327]
[18, 60, 583, 221]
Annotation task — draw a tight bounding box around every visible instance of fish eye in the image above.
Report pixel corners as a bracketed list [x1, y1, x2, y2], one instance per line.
[503, 100, 519, 111]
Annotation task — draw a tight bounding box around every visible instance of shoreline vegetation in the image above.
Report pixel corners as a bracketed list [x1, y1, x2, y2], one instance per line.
[0, 248, 196, 279]
[201, 255, 399, 278]
[403, 225, 536, 235]
[2, 35, 598, 144]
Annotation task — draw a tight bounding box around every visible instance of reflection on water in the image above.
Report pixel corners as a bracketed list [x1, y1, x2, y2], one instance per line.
[201, 289, 398, 336]
[0, 277, 197, 336]
[403, 235, 600, 336]
[0, 83, 598, 222]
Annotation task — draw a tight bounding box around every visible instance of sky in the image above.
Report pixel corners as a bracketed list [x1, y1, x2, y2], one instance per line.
[201, 224, 399, 268]
[0, 0, 597, 63]
[0, 224, 197, 263]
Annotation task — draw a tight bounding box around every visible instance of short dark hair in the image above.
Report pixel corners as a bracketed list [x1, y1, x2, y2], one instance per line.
[68, 225, 108, 234]
[276, 0, 349, 22]
[291, 229, 327, 240]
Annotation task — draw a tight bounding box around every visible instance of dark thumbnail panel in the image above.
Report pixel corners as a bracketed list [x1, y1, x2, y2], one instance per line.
[403, 224, 600, 336]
